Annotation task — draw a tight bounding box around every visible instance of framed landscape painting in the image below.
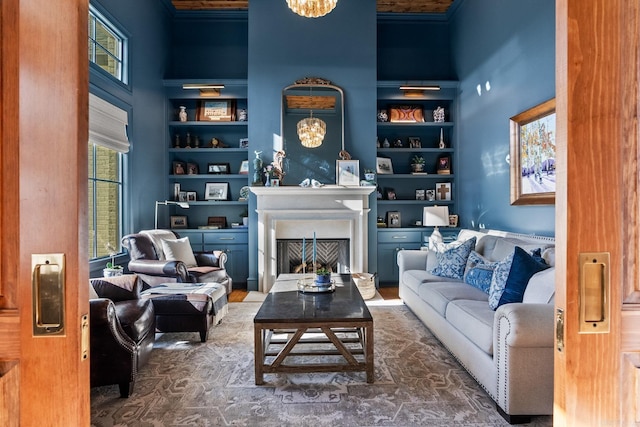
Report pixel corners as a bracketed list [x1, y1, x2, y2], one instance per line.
[509, 98, 556, 205]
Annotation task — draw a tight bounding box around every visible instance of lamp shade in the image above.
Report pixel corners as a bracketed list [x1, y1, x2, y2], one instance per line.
[423, 206, 450, 227]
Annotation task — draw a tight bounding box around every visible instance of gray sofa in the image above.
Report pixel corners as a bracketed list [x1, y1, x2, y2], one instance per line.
[397, 229, 556, 424]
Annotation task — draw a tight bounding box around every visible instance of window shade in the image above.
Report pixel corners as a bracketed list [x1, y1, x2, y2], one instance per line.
[89, 93, 129, 153]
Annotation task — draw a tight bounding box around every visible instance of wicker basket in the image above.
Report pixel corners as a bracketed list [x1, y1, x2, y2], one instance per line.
[353, 273, 376, 300]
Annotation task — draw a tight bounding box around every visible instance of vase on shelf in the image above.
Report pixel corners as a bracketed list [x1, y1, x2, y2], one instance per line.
[264, 173, 272, 187]
[178, 106, 187, 122]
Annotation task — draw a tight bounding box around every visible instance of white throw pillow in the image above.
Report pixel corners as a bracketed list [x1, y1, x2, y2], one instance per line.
[161, 237, 197, 267]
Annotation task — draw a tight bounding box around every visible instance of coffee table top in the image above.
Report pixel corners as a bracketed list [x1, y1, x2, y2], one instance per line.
[254, 274, 373, 323]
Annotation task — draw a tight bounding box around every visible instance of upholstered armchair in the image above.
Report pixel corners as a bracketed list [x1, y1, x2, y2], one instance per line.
[89, 275, 156, 397]
[121, 230, 232, 294]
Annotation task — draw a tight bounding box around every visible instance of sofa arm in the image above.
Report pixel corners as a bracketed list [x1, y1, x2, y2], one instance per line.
[396, 250, 430, 287]
[127, 259, 189, 282]
[493, 303, 555, 416]
[194, 250, 227, 270]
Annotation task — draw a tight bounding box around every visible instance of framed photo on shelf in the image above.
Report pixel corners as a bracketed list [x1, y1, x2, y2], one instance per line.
[207, 216, 227, 229]
[197, 100, 236, 122]
[435, 182, 452, 201]
[207, 163, 230, 174]
[437, 156, 451, 175]
[186, 191, 197, 202]
[238, 160, 249, 174]
[178, 191, 187, 202]
[173, 183, 181, 201]
[408, 137, 422, 148]
[170, 215, 188, 229]
[173, 161, 186, 175]
[509, 98, 556, 205]
[239, 138, 249, 149]
[387, 211, 401, 228]
[384, 187, 397, 200]
[415, 189, 425, 200]
[449, 214, 459, 227]
[376, 157, 394, 174]
[187, 162, 199, 175]
[336, 160, 360, 186]
[426, 189, 436, 201]
[271, 178, 280, 187]
[204, 182, 229, 200]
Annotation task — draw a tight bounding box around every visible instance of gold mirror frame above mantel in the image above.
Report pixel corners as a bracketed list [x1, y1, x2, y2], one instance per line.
[281, 77, 345, 186]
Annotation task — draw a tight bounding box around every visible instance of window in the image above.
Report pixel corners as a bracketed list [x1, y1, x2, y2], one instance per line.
[88, 94, 129, 261]
[88, 7, 126, 83]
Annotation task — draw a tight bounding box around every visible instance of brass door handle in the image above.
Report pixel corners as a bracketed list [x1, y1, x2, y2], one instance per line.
[578, 252, 610, 334]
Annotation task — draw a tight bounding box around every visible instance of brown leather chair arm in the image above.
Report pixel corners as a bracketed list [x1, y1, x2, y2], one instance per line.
[127, 259, 189, 282]
[194, 250, 227, 270]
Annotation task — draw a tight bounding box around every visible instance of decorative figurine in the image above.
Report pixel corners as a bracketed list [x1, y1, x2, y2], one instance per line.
[253, 151, 263, 186]
[377, 110, 389, 122]
[439, 128, 446, 149]
[174, 134, 181, 148]
[433, 106, 445, 123]
[185, 132, 192, 148]
[237, 109, 247, 121]
[383, 138, 391, 148]
[178, 106, 187, 122]
[194, 135, 200, 148]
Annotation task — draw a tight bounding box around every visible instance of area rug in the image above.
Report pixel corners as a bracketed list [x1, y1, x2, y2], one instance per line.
[90, 303, 552, 427]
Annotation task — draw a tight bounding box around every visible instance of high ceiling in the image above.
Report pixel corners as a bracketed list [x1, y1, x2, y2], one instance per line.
[171, 0, 456, 14]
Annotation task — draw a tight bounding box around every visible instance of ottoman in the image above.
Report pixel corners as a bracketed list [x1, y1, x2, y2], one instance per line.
[140, 282, 228, 342]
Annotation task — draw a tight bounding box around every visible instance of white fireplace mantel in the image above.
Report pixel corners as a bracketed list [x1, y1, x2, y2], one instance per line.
[251, 185, 375, 292]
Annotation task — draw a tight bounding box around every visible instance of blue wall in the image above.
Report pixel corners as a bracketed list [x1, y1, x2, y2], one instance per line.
[451, 0, 556, 235]
[246, 0, 377, 290]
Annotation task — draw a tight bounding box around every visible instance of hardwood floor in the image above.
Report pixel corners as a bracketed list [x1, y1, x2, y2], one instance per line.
[229, 286, 400, 302]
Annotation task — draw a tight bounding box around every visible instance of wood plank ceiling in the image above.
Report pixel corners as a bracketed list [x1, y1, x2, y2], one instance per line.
[171, 0, 455, 14]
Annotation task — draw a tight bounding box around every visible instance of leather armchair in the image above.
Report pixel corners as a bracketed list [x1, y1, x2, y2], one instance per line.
[89, 275, 156, 397]
[121, 230, 232, 293]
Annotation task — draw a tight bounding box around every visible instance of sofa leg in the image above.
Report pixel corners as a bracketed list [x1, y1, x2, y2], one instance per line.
[496, 405, 531, 424]
[118, 381, 134, 398]
[199, 330, 208, 342]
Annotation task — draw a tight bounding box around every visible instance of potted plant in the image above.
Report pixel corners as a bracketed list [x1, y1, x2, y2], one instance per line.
[411, 155, 425, 173]
[103, 242, 123, 277]
[315, 267, 331, 284]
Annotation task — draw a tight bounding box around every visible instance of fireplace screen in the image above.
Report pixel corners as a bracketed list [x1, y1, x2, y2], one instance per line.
[277, 238, 350, 275]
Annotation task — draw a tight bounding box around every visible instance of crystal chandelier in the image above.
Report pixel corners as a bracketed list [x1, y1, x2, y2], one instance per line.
[286, 0, 338, 18]
[297, 111, 326, 148]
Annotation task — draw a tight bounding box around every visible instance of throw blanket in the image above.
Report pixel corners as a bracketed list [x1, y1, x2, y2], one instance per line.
[141, 282, 227, 314]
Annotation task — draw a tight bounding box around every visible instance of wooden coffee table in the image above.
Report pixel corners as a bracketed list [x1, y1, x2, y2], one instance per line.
[254, 273, 374, 384]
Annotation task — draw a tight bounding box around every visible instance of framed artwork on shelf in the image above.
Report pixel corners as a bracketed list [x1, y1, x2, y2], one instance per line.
[384, 188, 397, 200]
[435, 182, 452, 201]
[178, 191, 187, 202]
[207, 163, 230, 174]
[170, 215, 188, 229]
[173, 183, 181, 201]
[509, 98, 556, 205]
[271, 178, 280, 187]
[186, 191, 197, 202]
[437, 156, 451, 175]
[415, 189, 425, 200]
[204, 182, 229, 200]
[336, 160, 360, 186]
[187, 162, 199, 175]
[173, 161, 186, 175]
[376, 157, 394, 174]
[239, 138, 249, 149]
[389, 105, 425, 123]
[207, 216, 227, 229]
[197, 100, 236, 122]
[426, 189, 436, 201]
[408, 137, 422, 148]
[386, 211, 401, 228]
[449, 214, 459, 227]
[238, 160, 249, 174]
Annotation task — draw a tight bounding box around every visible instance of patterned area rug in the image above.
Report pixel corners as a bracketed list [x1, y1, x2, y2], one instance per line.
[90, 302, 553, 426]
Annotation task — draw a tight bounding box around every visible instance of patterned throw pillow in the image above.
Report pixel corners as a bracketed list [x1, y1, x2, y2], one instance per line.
[488, 246, 550, 310]
[463, 251, 497, 293]
[429, 237, 476, 280]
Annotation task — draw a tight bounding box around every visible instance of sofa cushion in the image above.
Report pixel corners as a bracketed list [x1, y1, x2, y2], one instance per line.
[523, 267, 556, 303]
[90, 275, 141, 302]
[162, 237, 197, 267]
[429, 237, 476, 280]
[446, 299, 495, 355]
[401, 270, 460, 295]
[489, 246, 550, 310]
[418, 281, 488, 317]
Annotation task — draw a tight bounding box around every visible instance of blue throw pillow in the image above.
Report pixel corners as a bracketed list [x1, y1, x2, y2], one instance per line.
[464, 265, 494, 293]
[488, 246, 550, 310]
[430, 237, 476, 280]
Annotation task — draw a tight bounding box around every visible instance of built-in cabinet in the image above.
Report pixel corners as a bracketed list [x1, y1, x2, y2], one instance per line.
[375, 81, 459, 286]
[164, 79, 249, 287]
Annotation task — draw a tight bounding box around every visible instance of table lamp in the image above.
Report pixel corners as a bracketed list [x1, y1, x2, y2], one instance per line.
[423, 206, 450, 250]
[155, 200, 189, 229]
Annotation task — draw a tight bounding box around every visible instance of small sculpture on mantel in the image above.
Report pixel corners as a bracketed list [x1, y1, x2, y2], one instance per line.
[253, 151, 263, 186]
[295, 77, 331, 85]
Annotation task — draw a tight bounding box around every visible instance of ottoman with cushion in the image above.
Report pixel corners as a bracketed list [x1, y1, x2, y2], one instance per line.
[140, 281, 228, 342]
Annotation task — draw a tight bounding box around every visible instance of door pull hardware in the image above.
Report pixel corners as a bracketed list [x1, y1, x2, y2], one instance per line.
[32, 254, 65, 336]
[555, 308, 564, 352]
[578, 252, 610, 334]
[81, 314, 89, 361]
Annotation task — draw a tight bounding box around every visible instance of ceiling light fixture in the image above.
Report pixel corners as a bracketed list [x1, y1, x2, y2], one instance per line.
[297, 111, 326, 148]
[286, 0, 338, 18]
